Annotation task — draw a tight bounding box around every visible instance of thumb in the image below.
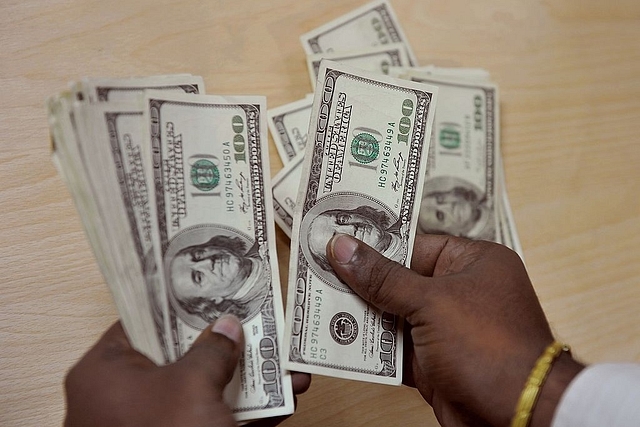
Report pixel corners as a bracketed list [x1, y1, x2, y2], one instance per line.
[180, 314, 244, 391]
[327, 234, 430, 322]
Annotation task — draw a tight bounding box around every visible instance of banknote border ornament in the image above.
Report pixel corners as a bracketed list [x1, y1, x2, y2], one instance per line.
[97, 84, 200, 102]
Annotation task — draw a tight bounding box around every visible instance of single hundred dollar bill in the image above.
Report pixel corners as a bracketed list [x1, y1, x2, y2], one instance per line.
[300, 0, 417, 66]
[284, 60, 438, 384]
[141, 92, 293, 420]
[399, 71, 500, 241]
[306, 43, 411, 88]
[267, 97, 313, 164]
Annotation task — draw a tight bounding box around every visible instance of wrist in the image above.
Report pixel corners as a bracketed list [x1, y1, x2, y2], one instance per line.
[529, 351, 585, 427]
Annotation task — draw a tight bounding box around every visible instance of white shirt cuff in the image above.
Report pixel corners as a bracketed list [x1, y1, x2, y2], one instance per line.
[551, 363, 640, 427]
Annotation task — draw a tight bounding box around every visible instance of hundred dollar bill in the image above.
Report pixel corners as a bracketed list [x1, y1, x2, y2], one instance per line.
[272, 154, 305, 237]
[267, 97, 313, 164]
[306, 43, 411, 88]
[284, 60, 438, 384]
[76, 74, 205, 103]
[141, 92, 293, 420]
[300, 0, 417, 66]
[399, 71, 500, 241]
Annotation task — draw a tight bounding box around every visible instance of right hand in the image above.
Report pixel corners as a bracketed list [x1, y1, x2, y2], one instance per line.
[326, 234, 584, 427]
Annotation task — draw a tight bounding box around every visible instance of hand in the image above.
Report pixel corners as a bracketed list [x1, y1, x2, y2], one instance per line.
[327, 234, 583, 427]
[64, 315, 311, 427]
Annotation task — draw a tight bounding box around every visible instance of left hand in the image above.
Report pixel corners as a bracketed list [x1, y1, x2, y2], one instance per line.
[64, 315, 310, 427]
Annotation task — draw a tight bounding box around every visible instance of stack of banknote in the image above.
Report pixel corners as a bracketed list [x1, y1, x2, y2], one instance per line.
[271, 0, 523, 383]
[47, 75, 294, 421]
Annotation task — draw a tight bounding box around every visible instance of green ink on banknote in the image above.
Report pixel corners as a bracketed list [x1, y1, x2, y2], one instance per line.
[351, 133, 379, 164]
[190, 159, 219, 191]
[439, 124, 461, 149]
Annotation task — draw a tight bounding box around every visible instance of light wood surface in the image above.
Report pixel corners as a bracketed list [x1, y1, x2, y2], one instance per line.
[1, 0, 639, 425]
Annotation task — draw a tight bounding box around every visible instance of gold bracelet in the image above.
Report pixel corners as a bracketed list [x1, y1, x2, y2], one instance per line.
[510, 341, 571, 427]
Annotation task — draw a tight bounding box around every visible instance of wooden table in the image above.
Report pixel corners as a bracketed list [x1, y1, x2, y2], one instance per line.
[1, 0, 639, 425]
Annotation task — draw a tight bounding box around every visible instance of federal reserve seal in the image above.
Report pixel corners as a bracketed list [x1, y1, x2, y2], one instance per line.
[329, 312, 358, 345]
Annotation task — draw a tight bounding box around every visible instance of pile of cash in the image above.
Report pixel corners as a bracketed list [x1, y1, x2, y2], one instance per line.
[47, 76, 294, 421]
[272, 0, 522, 385]
[47, 0, 524, 420]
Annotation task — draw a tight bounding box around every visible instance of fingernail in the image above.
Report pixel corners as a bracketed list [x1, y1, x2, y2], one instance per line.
[330, 233, 358, 264]
[211, 314, 242, 344]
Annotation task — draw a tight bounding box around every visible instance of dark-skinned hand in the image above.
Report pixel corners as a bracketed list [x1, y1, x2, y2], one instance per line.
[327, 233, 584, 427]
[64, 315, 310, 427]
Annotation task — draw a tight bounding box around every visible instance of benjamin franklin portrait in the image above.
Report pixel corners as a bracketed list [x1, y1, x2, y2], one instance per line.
[165, 226, 269, 327]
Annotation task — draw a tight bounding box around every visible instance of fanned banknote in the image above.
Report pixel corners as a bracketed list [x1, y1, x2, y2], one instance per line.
[397, 71, 500, 241]
[267, 97, 313, 164]
[271, 68, 522, 256]
[306, 43, 411, 88]
[140, 92, 293, 420]
[77, 74, 205, 103]
[284, 60, 437, 384]
[388, 65, 491, 82]
[272, 154, 305, 237]
[300, 0, 417, 66]
[48, 95, 141, 349]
